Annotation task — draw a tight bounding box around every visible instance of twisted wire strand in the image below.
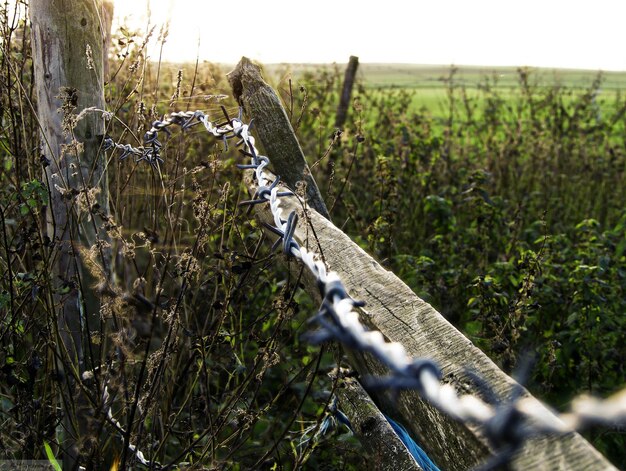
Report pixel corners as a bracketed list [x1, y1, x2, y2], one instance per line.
[105, 109, 626, 468]
[78, 367, 155, 468]
[102, 385, 154, 467]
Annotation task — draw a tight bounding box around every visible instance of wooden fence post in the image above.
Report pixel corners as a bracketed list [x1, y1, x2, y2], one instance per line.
[245, 169, 616, 470]
[30, 1, 110, 467]
[228, 60, 427, 466]
[230, 57, 616, 469]
[335, 56, 359, 129]
[227, 57, 330, 220]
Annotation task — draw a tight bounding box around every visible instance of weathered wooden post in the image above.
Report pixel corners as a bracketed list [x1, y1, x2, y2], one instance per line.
[333, 372, 423, 470]
[229, 56, 425, 468]
[335, 55, 359, 129]
[227, 57, 330, 220]
[30, 0, 110, 467]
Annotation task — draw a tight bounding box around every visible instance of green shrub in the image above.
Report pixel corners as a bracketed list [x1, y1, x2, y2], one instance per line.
[293, 65, 626, 466]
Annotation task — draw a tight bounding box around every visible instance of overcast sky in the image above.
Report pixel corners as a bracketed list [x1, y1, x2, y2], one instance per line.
[112, 0, 626, 70]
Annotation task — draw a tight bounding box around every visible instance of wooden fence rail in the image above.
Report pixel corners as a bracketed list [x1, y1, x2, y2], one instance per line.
[232, 57, 616, 470]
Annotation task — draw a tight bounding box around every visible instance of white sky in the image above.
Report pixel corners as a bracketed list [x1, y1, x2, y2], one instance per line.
[112, 0, 626, 70]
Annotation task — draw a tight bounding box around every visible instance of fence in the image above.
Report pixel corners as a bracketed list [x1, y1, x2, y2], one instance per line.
[105, 57, 626, 470]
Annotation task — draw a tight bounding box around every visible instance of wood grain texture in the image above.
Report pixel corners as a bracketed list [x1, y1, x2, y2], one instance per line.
[227, 57, 330, 219]
[30, 2, 109, 467]
[246, 171, 616, 470]
[30, 0, 110, 255]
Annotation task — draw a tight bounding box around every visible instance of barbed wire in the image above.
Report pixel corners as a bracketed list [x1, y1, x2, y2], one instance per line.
[79, 369, 155, 469]
[104, 108, 626, 469]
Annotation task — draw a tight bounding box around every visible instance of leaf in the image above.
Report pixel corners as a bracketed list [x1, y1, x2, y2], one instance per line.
[55, 285, 71, 295]
[465, 320, 483, 337]
[43, 441, 62, 471]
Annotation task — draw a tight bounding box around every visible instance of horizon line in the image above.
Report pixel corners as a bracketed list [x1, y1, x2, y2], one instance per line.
[148, 59, 626, 74]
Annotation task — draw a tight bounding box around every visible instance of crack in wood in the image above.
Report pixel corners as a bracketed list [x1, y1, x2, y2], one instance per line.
[362, 286, 415, 335]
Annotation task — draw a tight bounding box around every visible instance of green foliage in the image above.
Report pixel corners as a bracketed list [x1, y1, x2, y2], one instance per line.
[43, 441, 62, 471]
[292, 65, 626, 467]
[17, 180, 47, 215]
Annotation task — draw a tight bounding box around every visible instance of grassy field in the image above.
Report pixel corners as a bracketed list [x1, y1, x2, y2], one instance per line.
[155, 61, 626, 116]
[260, 62, 626, 117]
[265, 62, 626, 89]
[358, 63, 626, 89]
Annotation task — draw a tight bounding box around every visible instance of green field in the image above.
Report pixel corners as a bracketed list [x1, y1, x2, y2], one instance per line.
[265, 62, 626, 89]
[156, 61, 626, 118]
[260, 62, 626, 117]
[359, 63, 626, 89]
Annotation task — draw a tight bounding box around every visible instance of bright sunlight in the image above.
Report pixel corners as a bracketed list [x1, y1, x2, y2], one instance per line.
[112, 0, 626, 70]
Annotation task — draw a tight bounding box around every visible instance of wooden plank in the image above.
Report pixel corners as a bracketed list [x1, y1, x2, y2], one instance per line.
[245, 170, 616, 470]
[333, 371, 423, 470]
